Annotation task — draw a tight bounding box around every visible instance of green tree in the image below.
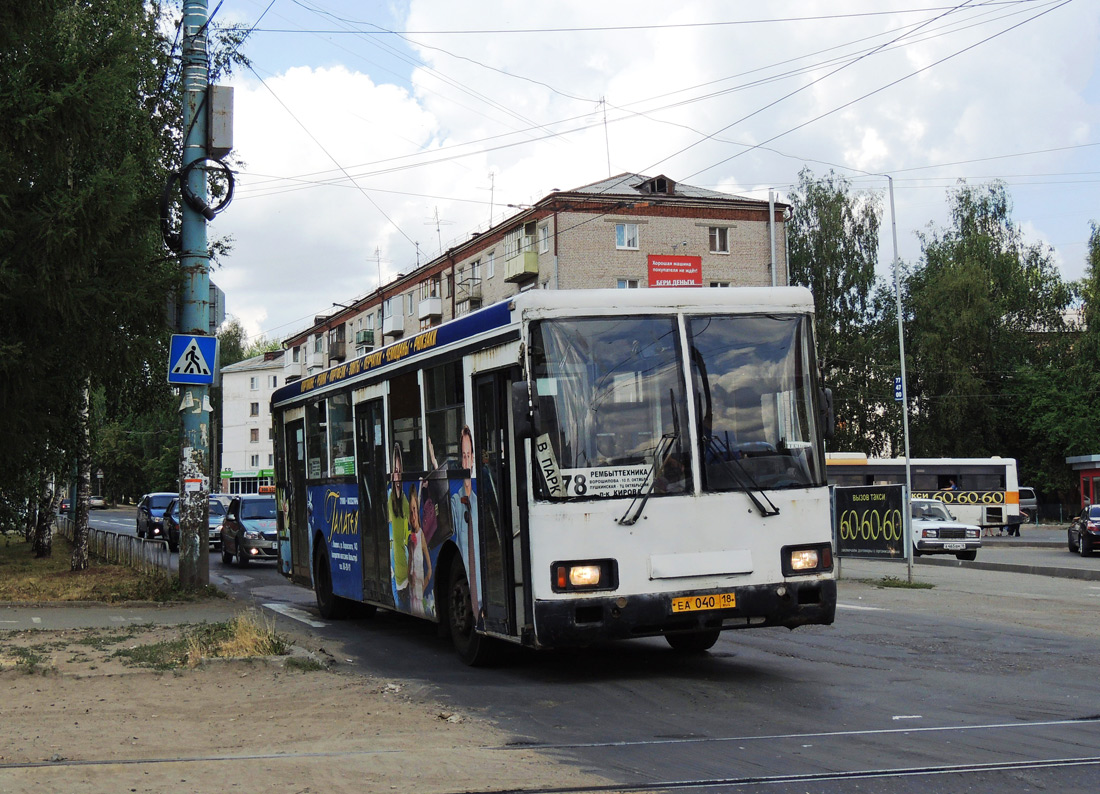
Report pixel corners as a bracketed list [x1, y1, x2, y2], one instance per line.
[0, 1, 177, 545]
[905, 181, 1073, 489]
[787, 168, 893, 452]
[0, 2, 250, 564]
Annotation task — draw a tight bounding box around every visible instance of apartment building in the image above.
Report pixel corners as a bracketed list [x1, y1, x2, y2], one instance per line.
[281, 173, 788, 382]
[219, 350, 283, 494]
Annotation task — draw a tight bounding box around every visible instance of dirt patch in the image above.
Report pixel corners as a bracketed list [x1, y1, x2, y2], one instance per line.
[0, 625, 613, 794]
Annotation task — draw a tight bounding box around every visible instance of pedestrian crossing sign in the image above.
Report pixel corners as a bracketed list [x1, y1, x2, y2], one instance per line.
[168, 335, 218, 385]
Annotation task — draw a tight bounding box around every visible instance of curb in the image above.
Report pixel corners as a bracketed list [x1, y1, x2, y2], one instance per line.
[915, 556, 1100, 582]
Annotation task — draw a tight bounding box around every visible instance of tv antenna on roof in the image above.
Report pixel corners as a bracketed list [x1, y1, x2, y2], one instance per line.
[425, 207, 454, 255]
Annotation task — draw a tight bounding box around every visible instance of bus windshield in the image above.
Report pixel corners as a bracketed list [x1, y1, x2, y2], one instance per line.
[687, 313, 824, 491]
[529, 315, 691, 499]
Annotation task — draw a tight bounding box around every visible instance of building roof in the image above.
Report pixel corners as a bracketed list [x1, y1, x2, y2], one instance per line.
[560, 173, 775, 205]
[221, 351, 284, 374]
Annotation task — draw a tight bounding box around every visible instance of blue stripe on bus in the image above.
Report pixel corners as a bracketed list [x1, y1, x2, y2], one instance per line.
[272, 300, 513, 405]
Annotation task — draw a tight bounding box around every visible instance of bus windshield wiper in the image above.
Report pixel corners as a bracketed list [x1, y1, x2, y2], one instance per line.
[617, 432, 677, 526]
[704, 434, 780, 518]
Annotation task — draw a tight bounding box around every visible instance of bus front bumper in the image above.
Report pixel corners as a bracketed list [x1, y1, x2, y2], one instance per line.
[531, 579, 837, 649]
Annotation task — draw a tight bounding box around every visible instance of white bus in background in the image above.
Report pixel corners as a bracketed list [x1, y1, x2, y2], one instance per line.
[826, 453, 1024, 532]
[271, 288, 838, 665]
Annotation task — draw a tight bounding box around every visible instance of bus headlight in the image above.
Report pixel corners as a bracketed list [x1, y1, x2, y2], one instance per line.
[551, 559, 618, 592]
[782, 544, 833, 576]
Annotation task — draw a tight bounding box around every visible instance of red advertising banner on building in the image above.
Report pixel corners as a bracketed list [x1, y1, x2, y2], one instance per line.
[648, 254, 702, 287]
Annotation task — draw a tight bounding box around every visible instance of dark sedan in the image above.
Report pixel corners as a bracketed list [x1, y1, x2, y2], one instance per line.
[136, 492, 176, 542]
[1068, 505, 1100, 557]
[163, 496, 232, 553]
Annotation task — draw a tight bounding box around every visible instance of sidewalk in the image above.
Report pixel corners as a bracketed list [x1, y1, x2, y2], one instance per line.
[0, 598, 245, 632]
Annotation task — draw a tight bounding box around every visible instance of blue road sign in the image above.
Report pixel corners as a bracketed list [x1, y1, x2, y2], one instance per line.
[894, 376, 904, 402]
[168, 335, 218, 385]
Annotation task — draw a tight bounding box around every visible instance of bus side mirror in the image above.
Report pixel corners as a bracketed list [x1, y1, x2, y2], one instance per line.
[819, 387, 835, 441]
[512, 381, 539, 440]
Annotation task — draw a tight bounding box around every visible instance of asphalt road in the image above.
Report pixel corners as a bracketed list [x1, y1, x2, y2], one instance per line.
[66, 511, 1100, 792]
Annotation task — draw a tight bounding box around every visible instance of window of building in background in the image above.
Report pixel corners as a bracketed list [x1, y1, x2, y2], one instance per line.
[616, 223, 639, 250]
[709, 226, 729, 253]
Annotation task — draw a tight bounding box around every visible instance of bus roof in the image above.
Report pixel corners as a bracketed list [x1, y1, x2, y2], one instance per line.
[272, 286, 817, 407]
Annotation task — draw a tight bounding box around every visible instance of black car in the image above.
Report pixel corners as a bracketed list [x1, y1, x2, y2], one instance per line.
[163, 496, 233, 553]
[1068, 505, 1100, 556]
[136, 492, 176, 542]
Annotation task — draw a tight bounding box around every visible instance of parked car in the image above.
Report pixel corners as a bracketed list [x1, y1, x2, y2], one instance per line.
[89, 495, 106, 509]
[136, 492, 176, 541]
[911, 498, 981, 561]
[162, 495, 230, 553]
[220, 494, 278, 566]
[1068, 505, 1100, 556]
[58, 498, 71, 513]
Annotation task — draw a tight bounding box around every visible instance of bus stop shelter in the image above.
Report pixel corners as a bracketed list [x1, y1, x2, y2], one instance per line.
[1066, 454, 1100, 510]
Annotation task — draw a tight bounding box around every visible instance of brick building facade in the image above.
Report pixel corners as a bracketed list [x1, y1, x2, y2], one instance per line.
[281, 173, 788, 383]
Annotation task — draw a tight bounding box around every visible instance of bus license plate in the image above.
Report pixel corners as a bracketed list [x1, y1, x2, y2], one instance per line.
[944, 543, 966, 551]
[671, 592, 736, 613]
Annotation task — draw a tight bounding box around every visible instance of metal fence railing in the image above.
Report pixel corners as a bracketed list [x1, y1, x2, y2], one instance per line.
[56, 516, 172, 576]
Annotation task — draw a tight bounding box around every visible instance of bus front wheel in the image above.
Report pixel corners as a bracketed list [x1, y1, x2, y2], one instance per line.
[447, 556, 498, 666]
[665, 629, 721, 653]
[314, 547, 346, 620]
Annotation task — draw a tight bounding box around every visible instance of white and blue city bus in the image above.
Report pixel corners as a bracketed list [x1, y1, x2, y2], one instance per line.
[270, 288, 837, 664]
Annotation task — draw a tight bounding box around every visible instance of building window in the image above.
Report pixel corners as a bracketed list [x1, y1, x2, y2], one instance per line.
[250, 428, 260, 443]
[709, 227, 729, 254]
[292, 346, 300, 363]
[268, 454, 274, 466]
[314, 334, 323, 353]
[250, 454, 259, 468]
[250, 376, 258, 390]
[616, 223, 638, 250]
[408, 294, 415, 316]
[250, 402, 259, 417]
[538, 224, 550, 253]
[710, 281, 731, 288]
[269, 427, 275, 440]
[270, 375, 279, 388]
[486, 251, 495, 278]
[471, 259, 480, 281]
[617, 278, 640, 289]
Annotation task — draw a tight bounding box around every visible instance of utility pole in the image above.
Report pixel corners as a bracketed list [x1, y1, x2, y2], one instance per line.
[178, 0, 211, 587]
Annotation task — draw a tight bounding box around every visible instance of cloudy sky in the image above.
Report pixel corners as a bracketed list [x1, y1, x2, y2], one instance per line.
[208, 0, 1099, 343]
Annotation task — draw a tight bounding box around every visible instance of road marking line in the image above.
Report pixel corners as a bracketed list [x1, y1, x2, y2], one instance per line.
[837, 603, 885, 611]
[31, 617, 41, 624]
[262, 603, 327, 628]
[892, 715, 923, 720]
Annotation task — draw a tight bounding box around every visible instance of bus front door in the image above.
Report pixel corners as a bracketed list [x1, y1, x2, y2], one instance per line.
[473, 370, 516, 636]
[356, 398, 389, 602]
[286, 419, 310, 585]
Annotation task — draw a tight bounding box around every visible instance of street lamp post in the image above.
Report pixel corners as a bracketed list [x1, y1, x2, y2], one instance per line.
[887, 175, 914, 583]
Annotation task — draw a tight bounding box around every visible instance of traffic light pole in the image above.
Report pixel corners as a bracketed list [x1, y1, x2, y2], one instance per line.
[179, 0, 211, 587]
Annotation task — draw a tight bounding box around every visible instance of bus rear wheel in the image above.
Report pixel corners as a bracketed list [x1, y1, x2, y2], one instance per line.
[314, 547, 346, 620]
[665, 629, 721, 653]
[448, 556, 498, 666]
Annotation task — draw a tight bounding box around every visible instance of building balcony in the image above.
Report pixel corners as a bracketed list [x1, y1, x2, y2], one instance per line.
[283, 358, 303, 380]
[505, 250, 539, 282]
[458, 277, 482, 306]
[354, 329, 374, 346]
[382, 313, 404, 338]
[418, 296, 442, 321]
[327, 340, 346, 366]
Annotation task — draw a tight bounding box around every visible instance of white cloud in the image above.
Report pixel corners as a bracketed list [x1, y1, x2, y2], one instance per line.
[210, 0, 1099, 339]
